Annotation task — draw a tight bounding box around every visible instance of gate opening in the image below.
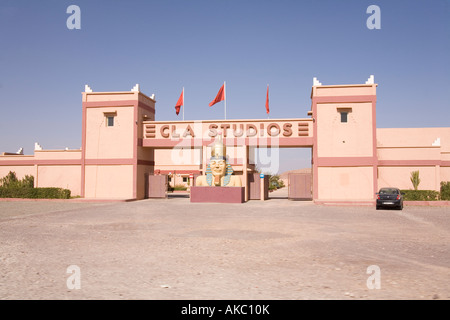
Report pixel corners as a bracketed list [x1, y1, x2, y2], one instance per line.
[251, 147, 312, 200]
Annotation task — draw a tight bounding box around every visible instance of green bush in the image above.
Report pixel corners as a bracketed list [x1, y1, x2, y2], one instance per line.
[401, 189, 440, 201]
[440, 181, 450, 201]
[268, 184, 277, 191]
[268, 174, 284, 190]
[173, 184, 187, 191]
[0, 171, 34, 188]
[0, 187, 71, 199]
[0, 171, 70, 199]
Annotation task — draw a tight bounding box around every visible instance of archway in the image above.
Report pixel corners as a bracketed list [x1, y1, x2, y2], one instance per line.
[250, 147, 312, 200]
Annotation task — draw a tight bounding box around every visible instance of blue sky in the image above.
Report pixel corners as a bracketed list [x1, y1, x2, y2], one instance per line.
[0, 0, 449, 173]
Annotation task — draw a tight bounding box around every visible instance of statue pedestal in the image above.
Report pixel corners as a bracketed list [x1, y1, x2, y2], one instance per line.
[190, 186, 245, 203]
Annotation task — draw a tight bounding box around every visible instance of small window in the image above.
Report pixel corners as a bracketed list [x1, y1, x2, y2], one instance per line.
[337, 107, 351, 123]
[104, 111, 117, 127]
[183, 177, 188, 183]
[106, 116, 115, 127]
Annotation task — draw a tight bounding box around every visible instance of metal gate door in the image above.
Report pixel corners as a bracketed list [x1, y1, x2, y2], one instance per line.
[248, 173, 259, 200]
[248, 173, 269, 200]
[288, 173, 312, 200]
[147, 174, 168, 198]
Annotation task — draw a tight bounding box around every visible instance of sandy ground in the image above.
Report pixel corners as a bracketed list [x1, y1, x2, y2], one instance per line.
[0, 189, 449, 300]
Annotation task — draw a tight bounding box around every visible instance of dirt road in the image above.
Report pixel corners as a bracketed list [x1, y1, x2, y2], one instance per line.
[0, 194, 449, 300]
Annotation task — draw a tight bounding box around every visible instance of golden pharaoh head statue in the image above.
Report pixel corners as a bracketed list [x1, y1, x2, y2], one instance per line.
[211, 134, 226, 160]
[206, 133, 233, 186]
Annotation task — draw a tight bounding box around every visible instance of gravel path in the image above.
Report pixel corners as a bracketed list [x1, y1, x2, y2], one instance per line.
[0, 193, 449, 300]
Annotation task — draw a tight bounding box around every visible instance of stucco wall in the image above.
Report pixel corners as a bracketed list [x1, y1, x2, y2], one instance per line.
[316, 102, 373, 158]
[313, 84, 376, 97]
[0, 165, 35, 183]
[84, 165, 134, 199]
[441, 167, 450, 183]
[85, 106, 134, 159]
[155, 148, 202, 167]
[84, 92, 136, 102]
[34, 150, 81, 160]
[37, 165, 81, 196]
[377, 147, 440, 161]
[378, 166, 438, 191]
[377, 127, 450, 150]
[317, 166, 374, 200]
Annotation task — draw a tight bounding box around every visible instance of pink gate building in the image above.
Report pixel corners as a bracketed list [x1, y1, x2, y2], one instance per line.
[1, 79, 449, 203]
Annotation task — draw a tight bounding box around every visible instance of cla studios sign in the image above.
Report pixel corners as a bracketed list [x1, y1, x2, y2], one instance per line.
[156, 121, 310, 139]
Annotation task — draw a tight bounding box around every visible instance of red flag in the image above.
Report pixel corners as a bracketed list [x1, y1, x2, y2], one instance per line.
[209, 83, 225, 107]
[175, 89, 183, 115]
[265, 85, 269, 114]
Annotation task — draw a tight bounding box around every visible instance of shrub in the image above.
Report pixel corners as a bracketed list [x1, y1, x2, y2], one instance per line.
[0, 187, 71, 199]
[0, 171, 34, 188]
[173, 184, 187, 191]
[0, 171, 70, 199]
[268, 174, 284, 190]
[440, 181, 450, 201]
[401, 189, 440, 201]
[268, 183, 277, 191]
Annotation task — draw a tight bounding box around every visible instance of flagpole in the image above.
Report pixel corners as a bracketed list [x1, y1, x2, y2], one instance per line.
[224, 81, 226, 120]
[182, 87, 185, 121]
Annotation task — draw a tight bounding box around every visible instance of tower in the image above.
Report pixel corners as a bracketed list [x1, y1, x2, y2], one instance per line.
[311, 77, 378, 202]
[81, 84, 156, 199]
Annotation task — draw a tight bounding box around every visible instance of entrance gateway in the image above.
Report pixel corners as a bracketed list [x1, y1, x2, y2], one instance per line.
[140, 80, 379, 203]
[5, 77, 446, 203]
[143, 118, 313, 201]
[80, 79, 380, 202]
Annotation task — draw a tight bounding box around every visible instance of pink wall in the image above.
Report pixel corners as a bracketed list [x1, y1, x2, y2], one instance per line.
[84, 165, 134, 199]
[441, 167, 450, 182]
[37, 165, 81, 196]
[312, 84, 377, 97]
[0, 151, 82, 195]
[318, 166, 374, 200]
[376, 127, 450, 191]
[85, 107, 135, 159]
[378, 166, 438, 191]
[0, 165, 36, 183]
[316, 102, 374, 158]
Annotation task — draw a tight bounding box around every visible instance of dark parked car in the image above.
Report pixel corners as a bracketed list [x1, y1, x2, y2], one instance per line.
[376, 187, 404, 210]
